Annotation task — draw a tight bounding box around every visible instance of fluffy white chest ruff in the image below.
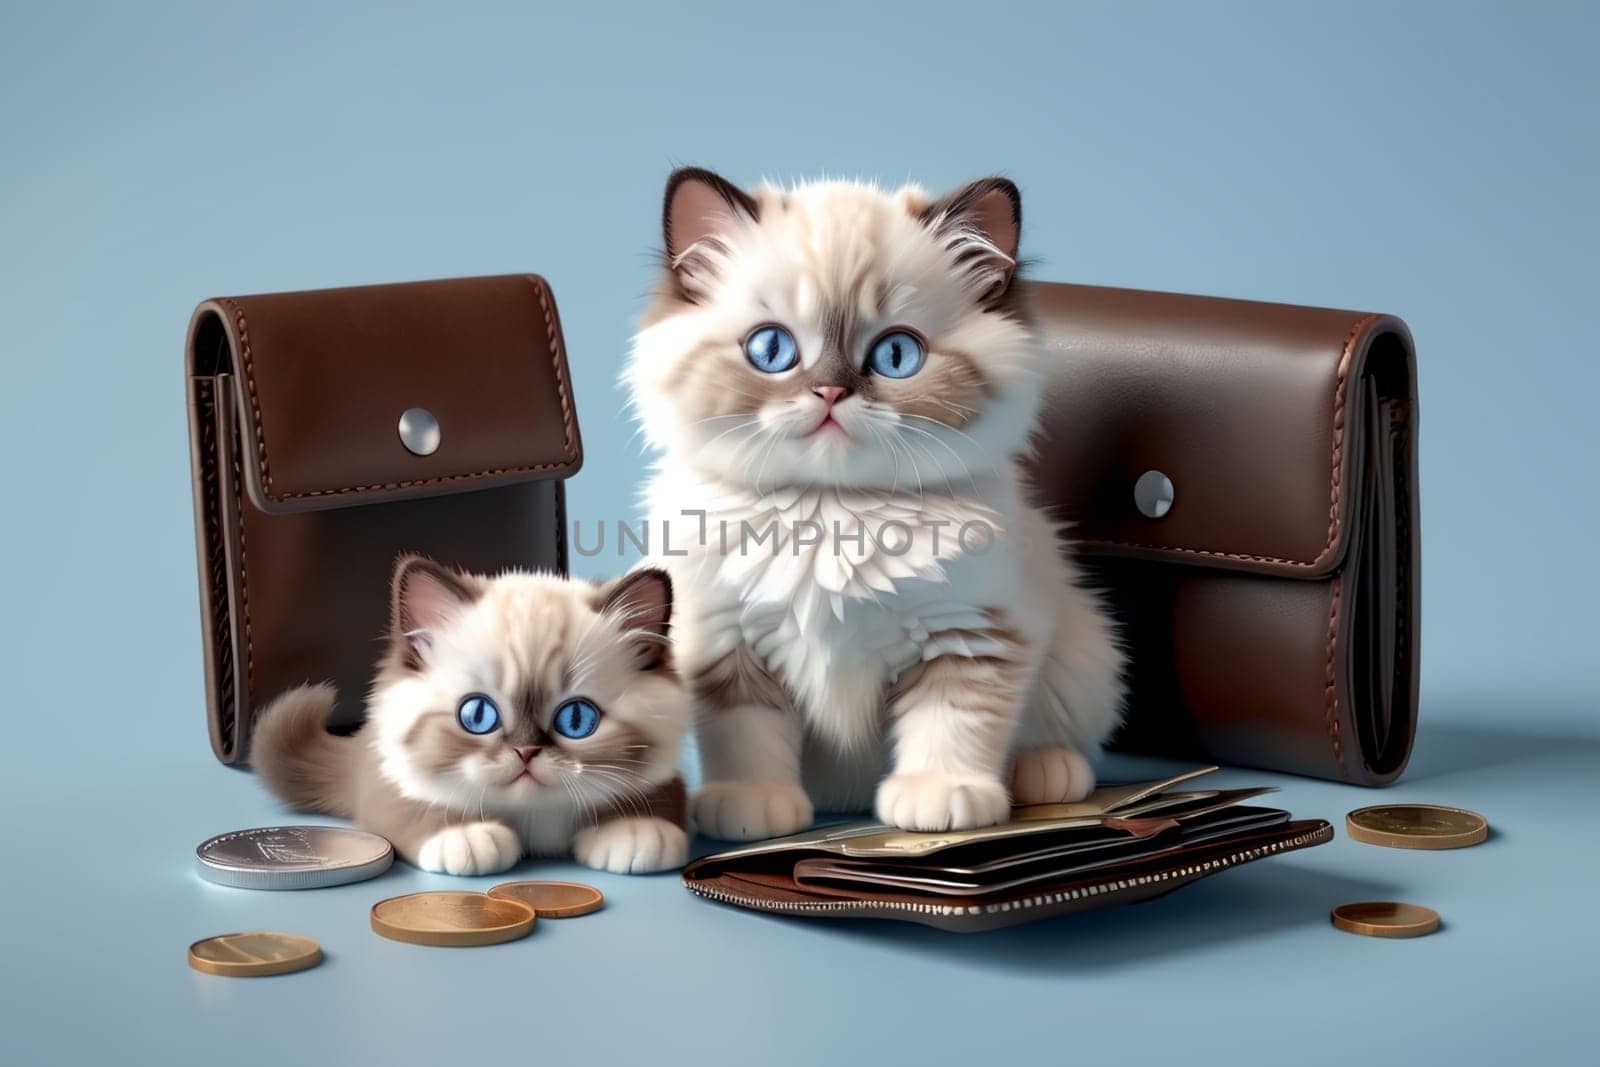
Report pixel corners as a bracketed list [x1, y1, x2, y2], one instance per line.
[653, 474, 1021, 744]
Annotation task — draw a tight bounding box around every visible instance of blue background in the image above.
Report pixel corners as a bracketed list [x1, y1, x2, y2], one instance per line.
[2, 2, 1596, 1064]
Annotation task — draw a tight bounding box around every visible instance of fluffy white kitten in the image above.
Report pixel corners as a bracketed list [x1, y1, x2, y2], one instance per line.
[252, 559, 689, 875]
[628, 168, 1124, 839]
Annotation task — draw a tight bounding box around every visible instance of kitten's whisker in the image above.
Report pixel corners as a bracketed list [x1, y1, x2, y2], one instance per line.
[896, 420, 984, 491]
[568, 604, 620, 681]
[580, 768, 654, 820]
[751, 424, 786, 495]
[861, 421, 901, 496]
[864, 409, 928, 502]
[914, 395, 979, 420]
[893, 427, 953, 487]
[876, 419, 929, 500]
[898, 411, 987, 454]
[745, 431, 786, 494]
[559, 776, 590, 827]
[697, 416, 764, 452]
[593, 755, 654, 768]
[686, 412, 756, 428]
[433, 778, 472, 829]
[574, 773, 641, 820]
[865, 419, 925, 504]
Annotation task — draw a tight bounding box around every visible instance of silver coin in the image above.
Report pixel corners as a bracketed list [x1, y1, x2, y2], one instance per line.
[196, 825, 394, 890]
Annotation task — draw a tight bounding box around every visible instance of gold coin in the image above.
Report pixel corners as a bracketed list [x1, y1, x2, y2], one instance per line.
[370, 891, 536, 947]
[1346, 804, 1488, 850]
[1331, 901, 1440, 938]
[188, 932, 322, 977]
[487, 880, 604, 918]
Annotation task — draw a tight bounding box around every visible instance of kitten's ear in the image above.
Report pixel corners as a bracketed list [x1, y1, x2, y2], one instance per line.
[662, 167, 759, 301]
[391, 555, 477, 665]
[598, 567, 673, 670]
[918, 177, 1023, 305]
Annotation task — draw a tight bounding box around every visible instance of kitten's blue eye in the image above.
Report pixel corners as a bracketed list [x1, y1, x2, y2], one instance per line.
[457, 695, 500, 735]
[552, 699, 602, 740]
[866, 331, 925, 379]
[744, 325, 798, 373]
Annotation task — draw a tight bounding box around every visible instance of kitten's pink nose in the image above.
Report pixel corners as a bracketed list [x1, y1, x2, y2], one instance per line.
[811, 385, 849, 408]
[513, 745, 541, 763]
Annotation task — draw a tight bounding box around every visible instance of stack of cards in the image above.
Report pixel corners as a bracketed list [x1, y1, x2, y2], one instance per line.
[683, 768, 1332, 932]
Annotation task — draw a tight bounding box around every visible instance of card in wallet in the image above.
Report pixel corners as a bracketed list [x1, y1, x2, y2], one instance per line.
[682, 768, 1332, 932]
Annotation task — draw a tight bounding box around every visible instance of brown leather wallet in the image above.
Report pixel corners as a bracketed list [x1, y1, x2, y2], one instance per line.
[1027, 282, 1419, 785]
[686, 819, 1332, 933]
[685, 771, 1333, 932]
[185, 274, 583, 765]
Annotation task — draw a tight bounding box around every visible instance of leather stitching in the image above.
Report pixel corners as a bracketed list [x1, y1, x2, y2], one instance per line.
[532, 274, 579, 465]
[1323, 576, 1348, 777]
[219, 297, 273, 496]
[1080, 312, 1384, 569]
[229, 429, 255, 713]
[223, 276, 580, 502]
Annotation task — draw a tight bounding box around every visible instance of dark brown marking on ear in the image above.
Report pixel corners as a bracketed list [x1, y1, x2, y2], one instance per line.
[599, 568, 674, 670]
[663, 167, 759, 273]
[918, 177, 1023, 307]
[390, 555, 479, 670]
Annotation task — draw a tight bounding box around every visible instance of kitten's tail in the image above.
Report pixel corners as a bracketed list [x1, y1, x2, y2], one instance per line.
[250, 683, 358, 819]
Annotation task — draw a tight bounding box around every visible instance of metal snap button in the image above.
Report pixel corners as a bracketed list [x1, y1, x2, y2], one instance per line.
[398, 408, 441, 456]
[1134, 470, 1174, 519]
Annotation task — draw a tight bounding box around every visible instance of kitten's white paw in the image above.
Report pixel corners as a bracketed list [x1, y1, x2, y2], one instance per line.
[573, 816, 688, 875]
[1010, 747, 1096, 805]
[415, 821, 522, 876]
[875, 771, 1009, 832]
[692, 780, 814, 841]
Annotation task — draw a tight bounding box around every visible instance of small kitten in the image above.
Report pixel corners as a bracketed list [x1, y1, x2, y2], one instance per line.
[251, 558, 689, 875]
[628, 168, 1126, 839]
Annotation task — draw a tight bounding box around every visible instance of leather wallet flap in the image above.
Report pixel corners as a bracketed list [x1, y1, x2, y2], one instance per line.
[186, 274, 582, 514]
[1026, 282, 1412, 579]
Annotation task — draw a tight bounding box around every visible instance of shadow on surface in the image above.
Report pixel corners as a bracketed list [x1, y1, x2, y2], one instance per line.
[739, 860, 1394, 975]
[1400, 717, 1600, 784]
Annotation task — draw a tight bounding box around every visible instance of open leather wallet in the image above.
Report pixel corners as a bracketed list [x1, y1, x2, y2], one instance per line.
[683, 768, 1332, 932]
